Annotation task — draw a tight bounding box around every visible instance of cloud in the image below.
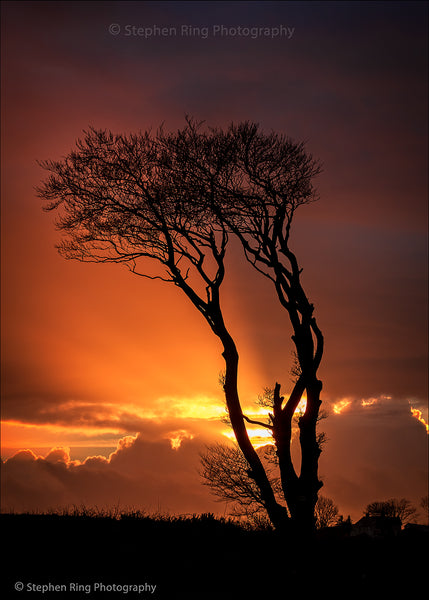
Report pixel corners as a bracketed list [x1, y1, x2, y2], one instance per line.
[2, 394, 225, 430]
[319, 395, 428, 520]
[6, 449, 38, 462]
[2, 394, 426, 523]
[1, 395, 227, 454]
[332, 399, 352, 415]
[44, 447, 75, 464]
[1, 433, 222, 515]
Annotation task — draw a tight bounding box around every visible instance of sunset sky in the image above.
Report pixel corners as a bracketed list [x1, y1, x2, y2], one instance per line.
[1, 1, 427, 522]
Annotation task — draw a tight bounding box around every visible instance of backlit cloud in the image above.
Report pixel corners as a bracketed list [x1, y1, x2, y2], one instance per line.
[2, 396, 225, 429]
[166, 430, 195, 450]
[319, 395, 428, 520]
[410, 406, 429, 434]
[1, 434, 220, 515]
[361, 398, 378, 407]
[2, 394, 426, 522]
[332, 399, 352, 415]
[1, 396, 227, 452]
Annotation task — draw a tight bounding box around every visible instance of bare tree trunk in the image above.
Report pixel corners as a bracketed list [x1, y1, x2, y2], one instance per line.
[169, 260, 289, 530]
[296, 378, 323, 534]
[219, 328, 289, 531]
[271, 378, 322, 535]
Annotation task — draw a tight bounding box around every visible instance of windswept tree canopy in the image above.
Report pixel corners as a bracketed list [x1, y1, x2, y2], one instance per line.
[39, 120, 322, 372]
[38, 128, 229, 330]
[160, 119, 321, 279]
[39, 120, 321, 291]
[161, 121, 323, 399]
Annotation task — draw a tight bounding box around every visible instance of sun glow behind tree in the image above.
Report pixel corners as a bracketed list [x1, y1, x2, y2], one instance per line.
[222, 397, 308, 449]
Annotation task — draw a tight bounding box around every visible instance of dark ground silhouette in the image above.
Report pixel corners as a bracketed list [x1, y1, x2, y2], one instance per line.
[1, 512, 427, 599]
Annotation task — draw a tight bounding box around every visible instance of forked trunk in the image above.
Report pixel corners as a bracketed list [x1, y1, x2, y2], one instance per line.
[273, 376, 323, 535]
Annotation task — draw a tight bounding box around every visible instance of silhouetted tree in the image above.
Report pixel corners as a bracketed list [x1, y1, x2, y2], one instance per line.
[162, 120, 323, 533]
[38, 119, 323, 534]
[314, 495, 339, 529]
[199, 442, 283, 520]
[201, 441, 338, 530]
[364, 498, 418, 525]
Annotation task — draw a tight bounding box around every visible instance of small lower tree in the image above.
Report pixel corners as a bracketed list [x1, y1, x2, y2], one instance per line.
[364, 498, 418, 525]
[199, 442, 283, 521]
[200, 442, 338, 530]
[314, 496, 339, 529]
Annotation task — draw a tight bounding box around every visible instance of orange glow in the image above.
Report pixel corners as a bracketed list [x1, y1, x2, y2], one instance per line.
[1, 420, 125, 448]
[294, 397, 307, 416]
[222, 427, 273, 449]
[332, 399, 352, 415]
[1, 395, 226, 451]
[114, 435, 138, 450]
[167, 430, 195, 450]
[410, 407, 429, 434]
[361, 397, 377, 407]
[154, 396, 225, 420]
[221, 396, 308, 449]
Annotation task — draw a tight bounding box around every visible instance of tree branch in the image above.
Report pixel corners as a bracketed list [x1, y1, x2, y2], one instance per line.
[242, 414, 273, 430]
